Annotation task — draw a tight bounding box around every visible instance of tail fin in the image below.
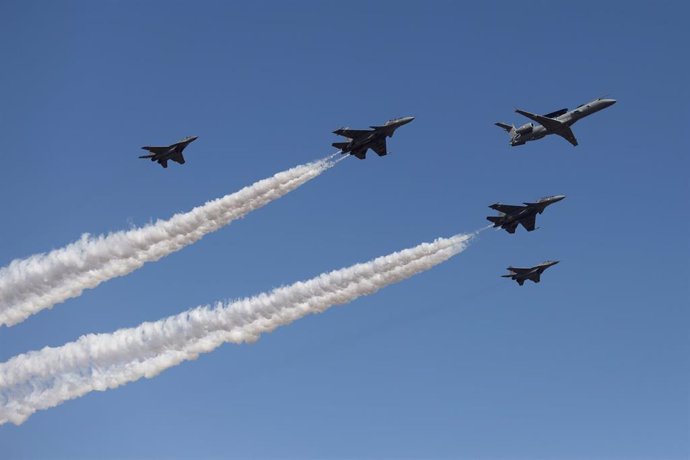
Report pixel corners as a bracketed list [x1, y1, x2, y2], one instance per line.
[494, 122, 514, 133]
[332, 142, 350, 151]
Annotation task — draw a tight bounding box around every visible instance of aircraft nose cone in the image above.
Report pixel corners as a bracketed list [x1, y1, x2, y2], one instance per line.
[399, 116, 415, 125]
[600, 98, 617, 107]
[550, 195, 566, 203]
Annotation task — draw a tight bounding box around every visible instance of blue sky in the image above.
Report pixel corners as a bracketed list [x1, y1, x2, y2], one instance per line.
[0, 1, 687, 458]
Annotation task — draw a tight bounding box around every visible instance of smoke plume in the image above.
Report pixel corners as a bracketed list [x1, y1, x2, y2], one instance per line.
[0, 232, 474, 425]
[0, 157, 334, 327]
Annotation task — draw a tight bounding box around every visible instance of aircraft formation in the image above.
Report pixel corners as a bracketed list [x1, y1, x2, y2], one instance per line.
[139, 96, 616, 285]
[491, 96, 615, 284]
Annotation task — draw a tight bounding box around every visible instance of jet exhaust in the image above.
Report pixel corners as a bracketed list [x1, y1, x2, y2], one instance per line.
[0, 231, 475, 425]
[0, 157, 335, 327]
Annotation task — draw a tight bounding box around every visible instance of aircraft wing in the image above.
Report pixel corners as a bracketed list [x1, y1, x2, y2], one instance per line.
[507, 267, 530, 274]
[141, 146, 170, 155]
[543, 108, 568, 118]
[490, 203, 524, 214]
[370, 138, 387, 156]
[515, 109, 564, 131]
[527, 272, 541, 283]
[335, 129, 371, 139]
[171, 152, 186, 165]
[555, 127, 578, 146]
[519, 215, 537, 231]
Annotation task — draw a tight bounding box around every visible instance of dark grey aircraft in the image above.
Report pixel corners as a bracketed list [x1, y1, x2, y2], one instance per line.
[502, 260, 559, 286]
[495, 97, 616, 147]
[139, 136, 198, 168]
[487, 195, 565, 233]
[332, 116, 414, 159]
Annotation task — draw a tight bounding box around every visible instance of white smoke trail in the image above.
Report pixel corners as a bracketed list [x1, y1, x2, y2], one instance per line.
[0, 232, 475, 426]
[0, 157, 335, 327]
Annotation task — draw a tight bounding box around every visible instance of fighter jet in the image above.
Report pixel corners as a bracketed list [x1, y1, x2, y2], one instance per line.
[139, 136, 198, 168]
[487, 195, 565, 233]
[332, 116, 414, 159]
[495, 97, 616, 147]
[502, 260, 559, 286]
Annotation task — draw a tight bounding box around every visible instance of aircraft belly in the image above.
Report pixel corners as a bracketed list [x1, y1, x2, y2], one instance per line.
[532, 126, 547, 139]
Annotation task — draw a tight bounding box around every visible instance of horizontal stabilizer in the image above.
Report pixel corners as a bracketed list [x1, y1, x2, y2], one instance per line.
[138, 154, 154, 159]
[495, 122, 514, 132]
[351, 148, 367, 160]
[332, 142, 350, 151]
[486, 216, 502, 224]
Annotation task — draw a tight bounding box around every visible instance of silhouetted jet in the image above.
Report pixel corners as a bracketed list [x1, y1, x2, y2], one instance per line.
[139, 136, 198, 168]
[487, 195, 565, 233]
[332, 116, 414, 159]
[502, 261, 559, 286]
[495, 97, 616, 147]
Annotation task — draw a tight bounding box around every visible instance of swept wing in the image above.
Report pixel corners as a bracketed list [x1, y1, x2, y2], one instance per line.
[370, 138, 387, 156]
[519, 215, 537, 231]
[490, 203, 525, 214]
[335, 129, 371, 139]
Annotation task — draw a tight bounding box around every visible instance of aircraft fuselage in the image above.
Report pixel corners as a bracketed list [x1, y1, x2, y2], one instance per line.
[507, 98, 616, 146]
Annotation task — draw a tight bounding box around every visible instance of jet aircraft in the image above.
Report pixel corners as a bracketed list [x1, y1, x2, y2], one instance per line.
[487, 195, 565, 233]
[502, 260, 559, 286]
[139, 136, 198, 168]
[332, 116, 414, 159]
[495, 97, 616, 147]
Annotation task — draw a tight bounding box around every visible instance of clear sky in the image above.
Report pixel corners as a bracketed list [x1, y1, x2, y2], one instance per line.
[0, 1, 687, 459]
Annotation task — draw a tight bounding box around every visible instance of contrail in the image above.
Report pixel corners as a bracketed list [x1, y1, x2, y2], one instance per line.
[0, 231, 475, 426]
[0, 157, 335, 327]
